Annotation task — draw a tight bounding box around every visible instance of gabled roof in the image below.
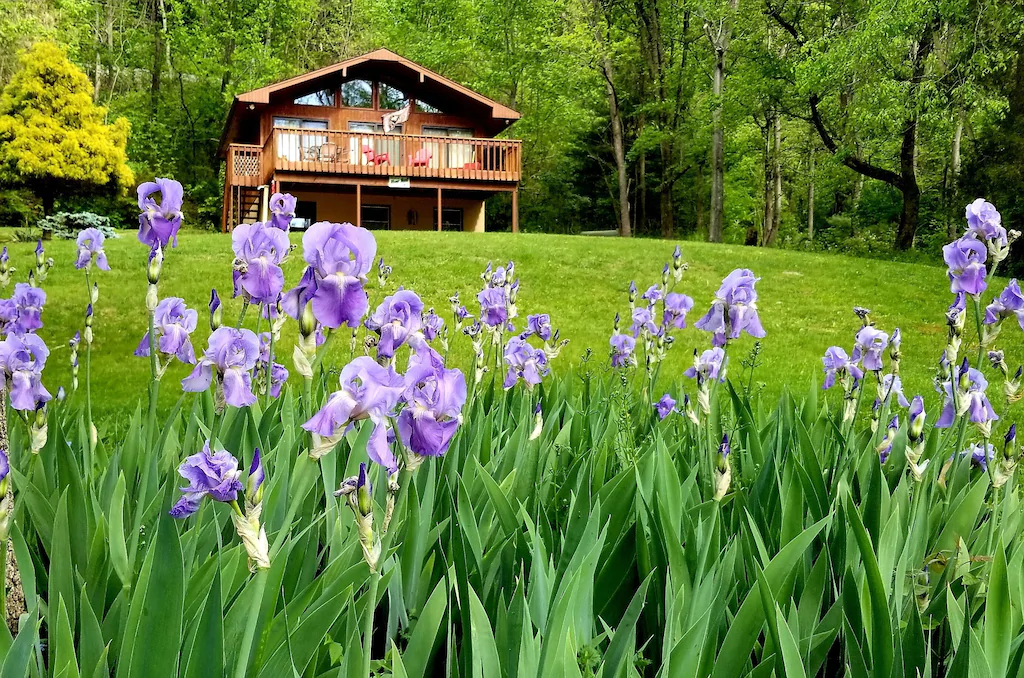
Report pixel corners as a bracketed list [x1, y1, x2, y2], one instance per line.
[235, 48, 520, 121]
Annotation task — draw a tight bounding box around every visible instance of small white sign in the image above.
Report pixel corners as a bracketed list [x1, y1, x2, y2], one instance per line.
[388, 177, 411, 189]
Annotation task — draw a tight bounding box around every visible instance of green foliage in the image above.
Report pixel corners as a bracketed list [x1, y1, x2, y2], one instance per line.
[36, 211, 116, 240]
[0, 42, 133, 213]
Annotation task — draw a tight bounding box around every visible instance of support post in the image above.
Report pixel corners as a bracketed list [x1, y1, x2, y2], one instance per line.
[512, 187, 519, 234]
[437, 187, 443, 231]
[356, 184, 362, 227]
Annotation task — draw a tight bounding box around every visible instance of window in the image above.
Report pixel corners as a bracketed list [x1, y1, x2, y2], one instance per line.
[273, 118, 329, 162]
[361, 205, 391, 230]
[433, 207, 463, 232]
[347, 121, 402, 164]
[379, 83, 409, 110]
[416, 99, 443, 114]
[422, 126, 475, 168]
[290, 200, 317, 230]
[341, 79, 373, 108]
[293, 89, 335, 106]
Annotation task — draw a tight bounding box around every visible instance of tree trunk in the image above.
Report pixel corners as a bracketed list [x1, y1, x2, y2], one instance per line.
[150, 0, 164, 118]
[761, 114, 774, 245]
[947, 115, 963, 239]
[808, 148, 815, 239]
[894, 19, 936, 250]
[772, 113, 782, 242]
[709, 43, 726, 242]
[602, 54, 632, 238]
[696, 162, 706, 237]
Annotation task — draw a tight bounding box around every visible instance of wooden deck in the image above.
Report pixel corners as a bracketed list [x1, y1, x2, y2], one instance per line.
[226, 128, 521, 188]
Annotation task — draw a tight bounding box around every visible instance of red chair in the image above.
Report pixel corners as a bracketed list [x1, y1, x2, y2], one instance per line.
[362, 144, 389, 165]
[409, 148, 432, 167]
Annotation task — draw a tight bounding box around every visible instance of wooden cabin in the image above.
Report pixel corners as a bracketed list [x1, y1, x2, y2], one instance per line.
[218, 48, 521, 233]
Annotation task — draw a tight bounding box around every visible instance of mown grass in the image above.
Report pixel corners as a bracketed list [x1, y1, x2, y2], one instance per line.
[17, 229, 1022, 424]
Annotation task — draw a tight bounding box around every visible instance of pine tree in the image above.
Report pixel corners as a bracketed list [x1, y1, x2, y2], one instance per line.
[0, 42, 133, 214]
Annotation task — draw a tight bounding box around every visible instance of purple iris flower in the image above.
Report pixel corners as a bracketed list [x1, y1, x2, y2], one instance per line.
[423, 309, 445, 342]
[694, 269, 766, 346]
[655, 394, 676, 420]
[943, 236, 988, 297]
[965, 199, 1006, 246]
[630, 306, 658, 337]
[0, 333, 51, 411]
[610, 334, 636, 368]
[268, 192, 296, 231]
[182, 327, 261, 407]
[0, 300, 18, 337]
[955, 442, 996, 471]
[169, 441, 243, 518]
[503, 336, 550, 389]
[75, 228, 110, 270]
[455, 305, 472, 322]
[852, 326, 889, 372]
[477, 287, 508, 327]
[984, 280, 1024, 330]
[662, 293, 694, 330]
[137, 178, 184, 248]
[281, 266, 318, 320]
[684, 347, 726, 383]
[10, 283, 45, 334]
[821, 346, 863, 389]
[134, 297, 198, 364]
[719, 434, 731, 459]
[397, 360, 467, 458]
[878, 373, 911, 407]
[526, 314, 552, 341]
[232, 221, 291, 304]
[303, 356, 406, 471]
[641, 285, 663, 304]
[365, 289, 424, 359]
[935, 366, 998, 427]
[299, 221, 377, 329]
[0, 448, 8, 483]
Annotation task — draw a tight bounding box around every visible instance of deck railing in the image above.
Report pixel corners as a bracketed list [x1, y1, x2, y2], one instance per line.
[227, 144, 264, 187]
[266, 128, 521, 183]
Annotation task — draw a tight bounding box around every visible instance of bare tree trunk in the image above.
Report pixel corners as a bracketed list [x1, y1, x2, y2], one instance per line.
[602, 54, 632, 237]
[705, 0, 737, 243]
[709, 42, 726, 242]
[808, 147, 815, 239]
[150, 0, 164, 118]
[638, 146, 646, 234]
[762, 114, 774, 245]
[696, 161, 706, 237]
[770, 113, 782, 244]
[947, 115, 963, 239]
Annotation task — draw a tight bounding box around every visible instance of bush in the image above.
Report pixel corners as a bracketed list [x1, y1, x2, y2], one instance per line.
[37, 211, 119, 240]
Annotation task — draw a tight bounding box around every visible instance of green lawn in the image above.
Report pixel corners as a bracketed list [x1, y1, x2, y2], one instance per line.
[16, 229, 1022, 425]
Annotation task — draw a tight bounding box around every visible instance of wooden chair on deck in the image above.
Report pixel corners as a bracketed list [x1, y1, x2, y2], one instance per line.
[409, 148, 432, 167]
[362, 144, 390, 165]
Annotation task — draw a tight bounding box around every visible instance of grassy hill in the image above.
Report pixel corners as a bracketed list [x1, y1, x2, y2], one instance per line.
[17, 229, 1022, 424]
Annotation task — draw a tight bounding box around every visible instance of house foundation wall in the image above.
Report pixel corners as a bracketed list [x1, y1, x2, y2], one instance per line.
[288, 189, 486, 232]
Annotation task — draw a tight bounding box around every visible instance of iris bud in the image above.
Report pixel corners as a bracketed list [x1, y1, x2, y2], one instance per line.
[147, 245, 164, 285]
[209, 289, 223, 331]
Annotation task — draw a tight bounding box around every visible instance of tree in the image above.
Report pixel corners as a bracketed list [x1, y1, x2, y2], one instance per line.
[0, 41, 132, 214]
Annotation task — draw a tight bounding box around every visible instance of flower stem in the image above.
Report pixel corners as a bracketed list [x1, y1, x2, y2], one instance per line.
[362, 570, 380, 678]
[84, 270, 95, 468]
[233, 567, 268, 678]
[265, 330, 275, 410]
[236, 299, 250, 329]
[972, 296, 985, 369]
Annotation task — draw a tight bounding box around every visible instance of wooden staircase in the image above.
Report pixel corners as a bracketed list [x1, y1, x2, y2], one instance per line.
[223, 185, 263, 232]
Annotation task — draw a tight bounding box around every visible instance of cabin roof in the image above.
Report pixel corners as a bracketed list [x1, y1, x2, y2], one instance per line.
[219, 48, 520, 155]
[237, 48, 519, 119]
